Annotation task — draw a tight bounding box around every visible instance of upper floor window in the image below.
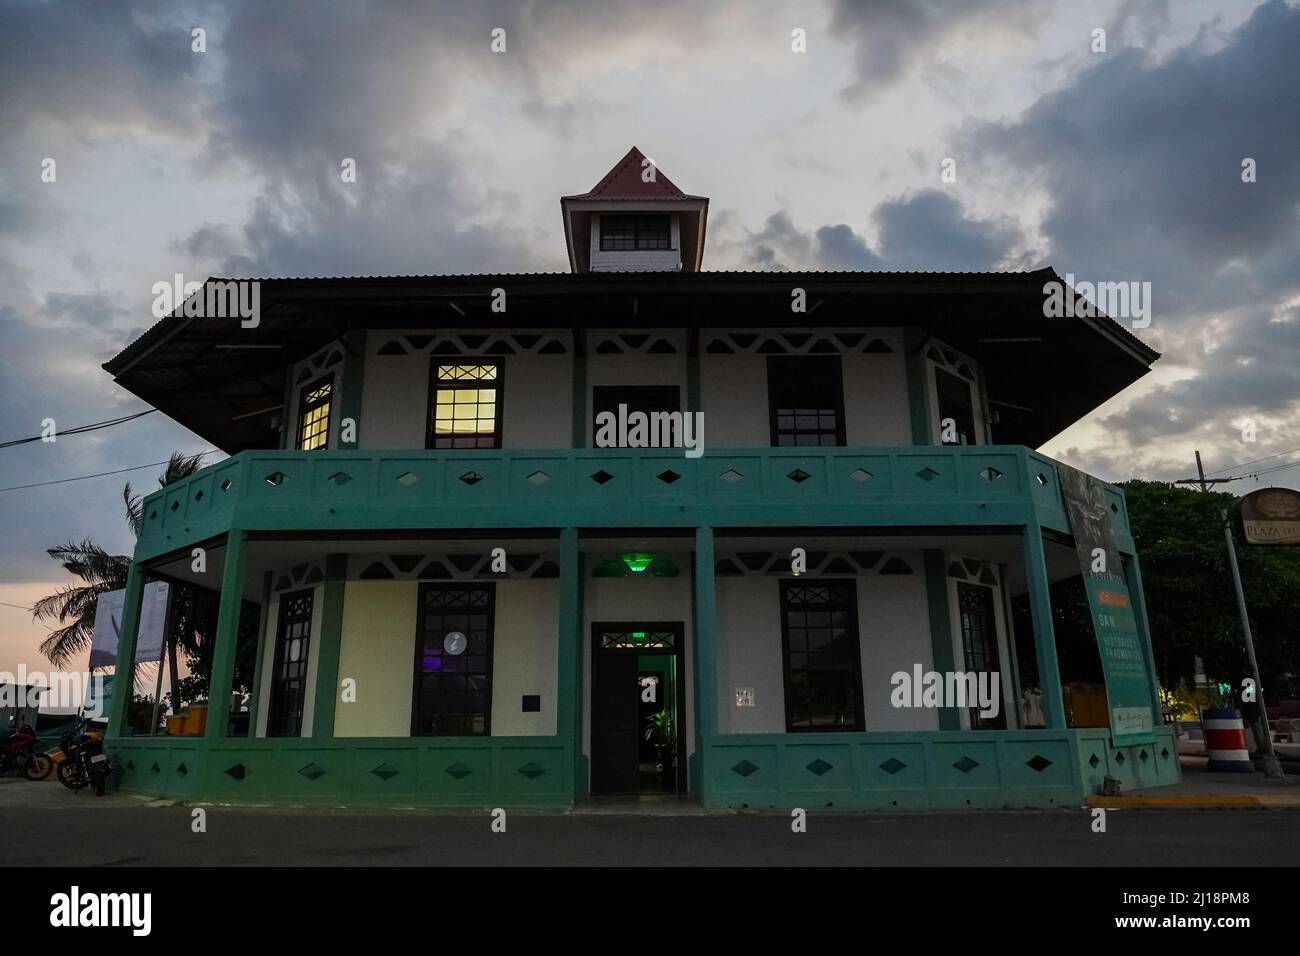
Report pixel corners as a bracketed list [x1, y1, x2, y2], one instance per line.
[296, 377, 332, 450]
[935, 367, 977, 445]
[600, 215, 671, 251]
[428, 360, 502, 449]
[592, 385, 680, 447]
[767, 356, 846, 447]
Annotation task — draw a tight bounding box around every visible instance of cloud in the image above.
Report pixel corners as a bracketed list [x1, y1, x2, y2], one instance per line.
[719, 189, 1022, 271]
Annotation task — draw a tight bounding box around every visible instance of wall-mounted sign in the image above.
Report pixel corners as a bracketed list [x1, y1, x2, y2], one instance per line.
[1239, 487, 1300, 545]
[1057, 465, 1155, 746]
[735, 688, 754, 707]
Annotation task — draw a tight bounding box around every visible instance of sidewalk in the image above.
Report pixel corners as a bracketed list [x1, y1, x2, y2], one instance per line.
[1088, 756, 1300, 808]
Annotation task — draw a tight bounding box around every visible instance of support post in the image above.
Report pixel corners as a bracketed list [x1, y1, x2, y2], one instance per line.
[922, 549, 960, 730]
[691, 526, 718, 800]
[311, 554, 348, 738]
[555, 528, 584, 794]
[205, 531, 247, 739]
[106, 562, 146, 737]
[1022, 523, 1067, 729]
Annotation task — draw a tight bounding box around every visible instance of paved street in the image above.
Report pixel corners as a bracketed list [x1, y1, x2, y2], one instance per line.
[4, 777, 1298, 866]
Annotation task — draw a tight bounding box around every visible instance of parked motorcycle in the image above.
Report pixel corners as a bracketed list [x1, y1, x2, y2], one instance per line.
[57, 717, 112, 796]
[0, 722, 54, 780]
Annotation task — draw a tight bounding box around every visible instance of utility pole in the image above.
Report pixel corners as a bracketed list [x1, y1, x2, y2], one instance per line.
[1222, 508, 1284, 779]
[1175, 450, 1237, 491]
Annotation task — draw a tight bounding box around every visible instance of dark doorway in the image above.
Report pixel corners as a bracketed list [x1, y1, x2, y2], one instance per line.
[590, 623, 686, 795]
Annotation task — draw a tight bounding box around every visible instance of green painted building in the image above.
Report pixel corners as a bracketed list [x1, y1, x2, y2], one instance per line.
[102, 148, 1176, 809]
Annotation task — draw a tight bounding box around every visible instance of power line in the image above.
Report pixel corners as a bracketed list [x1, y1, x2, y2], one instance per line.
[0, 409, 158, 449]
[0, 601, 33, 611]
[0, 451, 221, 493]
[1204, 443, 1300, 477]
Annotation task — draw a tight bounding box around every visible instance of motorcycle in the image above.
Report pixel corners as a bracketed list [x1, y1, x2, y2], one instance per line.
[57, 717, 113, 796]
[0, 722, 54, 780]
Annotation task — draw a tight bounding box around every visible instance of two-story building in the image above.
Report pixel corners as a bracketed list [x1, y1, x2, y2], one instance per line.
[101, 147, 1177, 809]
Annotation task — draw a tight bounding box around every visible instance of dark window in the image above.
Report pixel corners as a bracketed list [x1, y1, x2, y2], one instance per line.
[412, 584, 494, 736]
[296, 377, 332, 450]
[958, 582, 1005, 730]
[591, 385, 681, 447]
[599, 215, 672, 251]
[267, 589, 313, 736]
[427, 359, 502, 449]
[780, 580, 864, 731]
[935, 367, 977, 445]
[767, 356, 846, 447]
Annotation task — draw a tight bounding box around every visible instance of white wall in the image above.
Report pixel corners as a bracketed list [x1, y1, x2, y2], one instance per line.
[490, 580, 559, 736]
[713, 557, 939, 734]
[359, 334, 572, 450]
[582, 571, 695, 765]
[700, 354, 768, 446]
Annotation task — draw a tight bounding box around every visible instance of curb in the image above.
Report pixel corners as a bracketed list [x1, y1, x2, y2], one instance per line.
[1087, 794, 1300, 808]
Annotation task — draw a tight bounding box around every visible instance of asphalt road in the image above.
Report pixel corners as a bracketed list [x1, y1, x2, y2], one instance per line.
[4, 778, 1298, 866]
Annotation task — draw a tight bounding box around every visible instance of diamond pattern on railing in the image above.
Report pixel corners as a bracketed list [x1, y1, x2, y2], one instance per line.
[786, 468, 811, 483]
[1026, 754, 1052, 772]
[170, 500, 180, 511]
[1114, 751, 1126, 765]
[327, 471, 352, 486]
[657, 469, 681, 484]
[915, 467, 940, 482]
[1160, 746, 1170, 760]
[445, 762, 473, 780]
[1110, 502, 1120, 514]
[880, 757, 907, 775]
[526, 470, 550, 486]
[1035, 473, 1048, 486]
[591, 469, 614, 485]
[371, 763, 400, 781]
[979, 467, 1003, 481]
[517, 762, 546, 780]
[149, 509, 157, 520]
[150, 763, 160, 774]
[1139, 749, 1149, 763]
[176, 763, 187, 776]
[298, 762, 326, 781]
[395, 471, 419, 487]
[952, 755, 979, 774]
[720, 468, 744, 483]
[265, 471, 287, 486]
[194, 490, 204, 502]
[731, 760, 759, 777]
[849, 468, 873, 483]
[220, 478, 232, 491]
[1089, 753, 1100, 768]
[224, 763, 247, 780]
[806, 758, 834, 777]
[458, 471, 483, 486]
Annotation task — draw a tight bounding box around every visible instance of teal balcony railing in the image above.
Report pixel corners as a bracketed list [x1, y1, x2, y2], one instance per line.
[133, 446, 1132, 561]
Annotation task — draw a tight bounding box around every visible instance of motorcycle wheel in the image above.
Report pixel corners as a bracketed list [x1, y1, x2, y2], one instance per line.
[24, 753, 53, 781]
[56, 758, 86, 791]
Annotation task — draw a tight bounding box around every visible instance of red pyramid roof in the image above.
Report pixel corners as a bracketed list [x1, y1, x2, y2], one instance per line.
[563, 146, 706, 202]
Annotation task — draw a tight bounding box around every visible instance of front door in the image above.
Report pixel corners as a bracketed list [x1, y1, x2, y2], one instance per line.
[590, 623, 685, 795]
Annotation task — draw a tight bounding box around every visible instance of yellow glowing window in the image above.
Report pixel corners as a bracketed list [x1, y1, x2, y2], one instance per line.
[428, 361, 502, 449]
[297, 378, 332, 451]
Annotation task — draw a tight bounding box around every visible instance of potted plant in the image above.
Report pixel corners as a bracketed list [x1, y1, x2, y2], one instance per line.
[644, 709, 675, 782]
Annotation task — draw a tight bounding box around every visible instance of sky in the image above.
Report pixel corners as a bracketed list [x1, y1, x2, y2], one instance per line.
[1, 0, 1297, 674]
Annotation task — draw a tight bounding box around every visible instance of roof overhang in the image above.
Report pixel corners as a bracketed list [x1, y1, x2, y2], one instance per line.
[103, 268, 1158, 453]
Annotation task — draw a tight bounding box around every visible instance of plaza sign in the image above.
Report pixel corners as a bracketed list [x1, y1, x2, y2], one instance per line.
[1238, 487, 1300, 545]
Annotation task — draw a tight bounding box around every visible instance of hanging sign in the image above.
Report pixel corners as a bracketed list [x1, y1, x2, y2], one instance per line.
[1238, 487, 1300, 545]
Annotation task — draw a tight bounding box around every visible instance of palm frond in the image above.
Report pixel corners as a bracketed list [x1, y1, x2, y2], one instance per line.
[39, 620, 93, 669]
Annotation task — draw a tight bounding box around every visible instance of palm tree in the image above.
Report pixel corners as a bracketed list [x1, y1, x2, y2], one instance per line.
[34, 452, 207, 677]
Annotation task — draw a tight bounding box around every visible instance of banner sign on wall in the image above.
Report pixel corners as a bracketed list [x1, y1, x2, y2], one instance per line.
[1057, 465, 1156, 746]
[1238, 487, 1300, 545]
[88, 582, 170, 669]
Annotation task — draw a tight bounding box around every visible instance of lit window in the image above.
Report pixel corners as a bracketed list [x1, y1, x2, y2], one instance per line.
[296, 378, 332, 450]
[428, 361, 502, 449]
